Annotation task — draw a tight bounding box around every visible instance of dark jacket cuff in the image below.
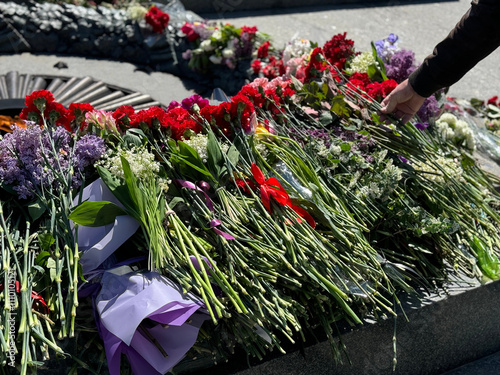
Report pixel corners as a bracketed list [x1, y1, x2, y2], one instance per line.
[408, 65, 445, 98]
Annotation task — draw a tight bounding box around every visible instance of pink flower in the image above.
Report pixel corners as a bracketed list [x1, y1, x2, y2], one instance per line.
[85, 110, 119, 134]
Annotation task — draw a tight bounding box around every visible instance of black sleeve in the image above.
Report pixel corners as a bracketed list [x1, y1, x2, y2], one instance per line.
[408, 0, 500, 98]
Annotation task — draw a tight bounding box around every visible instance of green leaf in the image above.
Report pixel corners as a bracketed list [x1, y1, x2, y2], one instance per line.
[340, 143, 351, 152]
[121, 155, 142, 211]
[371, 41, 388, 80]
[470, 236, 499, 280]
[206, 131, 223, 177]
[69, 201, 127, 227]
[170, 141, 215, 181]
[38, 234, 55, 252]
[35, 250, 51, 266]
[227, 144, 240, 166]
[97, 166, 138, 217]
[28, 201, 46, 221]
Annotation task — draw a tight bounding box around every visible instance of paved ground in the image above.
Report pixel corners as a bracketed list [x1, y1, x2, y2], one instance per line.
[206, 0, 500, 100]
[442, 351, 500, 375]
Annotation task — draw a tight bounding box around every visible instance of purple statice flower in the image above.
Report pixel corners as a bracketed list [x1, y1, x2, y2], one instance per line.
[181, 94, 209, 111]
[385, 49, 417, 83]
[0, 124, 106, 200]
[417, 95, 440, 122]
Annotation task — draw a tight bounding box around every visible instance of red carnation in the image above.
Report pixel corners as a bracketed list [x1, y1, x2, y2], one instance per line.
[130, 106, 168, 129]
[113, 105, 136, 129]
[181, 22, 200, 42]
[145, 6, 170, 34]
[262, 56, 286, 79]
[24, 90, 54, 112]
[257, 41, 271, 59]
[241, 26, 258, 36]
[487, 96, 499, 106]
[67, 102, 95, 131]
[304, 47, 328, 81]
[349, 72, 371, 86]
[322, 32, 356, 71]
[163, 107, 202, 140]
[251, 59, 262, 74]
[45, 101, 70, 130]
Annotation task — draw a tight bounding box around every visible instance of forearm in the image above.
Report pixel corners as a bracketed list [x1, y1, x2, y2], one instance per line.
[409, 0, 500, 97]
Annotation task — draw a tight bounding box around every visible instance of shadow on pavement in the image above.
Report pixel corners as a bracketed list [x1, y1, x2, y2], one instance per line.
[199, 0, 458, 19]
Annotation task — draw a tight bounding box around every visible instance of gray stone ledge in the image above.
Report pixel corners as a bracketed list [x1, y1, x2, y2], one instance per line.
[178, 277, 500, 375]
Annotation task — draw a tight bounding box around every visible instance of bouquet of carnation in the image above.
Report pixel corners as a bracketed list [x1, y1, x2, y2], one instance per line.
[2, 30, 500, 375]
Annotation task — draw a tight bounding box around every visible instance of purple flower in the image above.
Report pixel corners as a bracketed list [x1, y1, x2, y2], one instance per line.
[387, 33, 398, 44]
[417, 95, 440, 122]
[0, 124, 106, 199]
[385, 49, 417, 83]
[181, 94, 209, 111]
[414, 122, 429, 131]
[167, 101, 181, 111]
[398, 155, 408, 164]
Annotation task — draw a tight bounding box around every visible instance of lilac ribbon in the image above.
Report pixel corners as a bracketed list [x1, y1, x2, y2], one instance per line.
[96, 266, 209, 375]
[174, 179, 235, 240]
[174, 179, 214, 211]
[210, 219, 235, 240]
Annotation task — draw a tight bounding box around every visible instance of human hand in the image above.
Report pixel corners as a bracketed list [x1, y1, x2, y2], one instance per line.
[379, 79, 426, 124]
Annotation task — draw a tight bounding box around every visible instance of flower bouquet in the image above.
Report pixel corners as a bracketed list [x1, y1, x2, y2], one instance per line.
[1, 30, 500, 375]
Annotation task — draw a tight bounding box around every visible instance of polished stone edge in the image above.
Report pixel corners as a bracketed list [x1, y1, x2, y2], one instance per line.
[182, 277, 500, 375]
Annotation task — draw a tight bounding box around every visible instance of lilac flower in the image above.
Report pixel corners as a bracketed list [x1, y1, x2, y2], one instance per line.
[417, 95, 440, 122]
[234, 35, 253, 58]
[0, 124, 106, 199]
[385, 49, 417, 83]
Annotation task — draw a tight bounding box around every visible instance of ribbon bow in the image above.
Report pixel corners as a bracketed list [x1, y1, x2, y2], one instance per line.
[251, 163, 316, 228]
